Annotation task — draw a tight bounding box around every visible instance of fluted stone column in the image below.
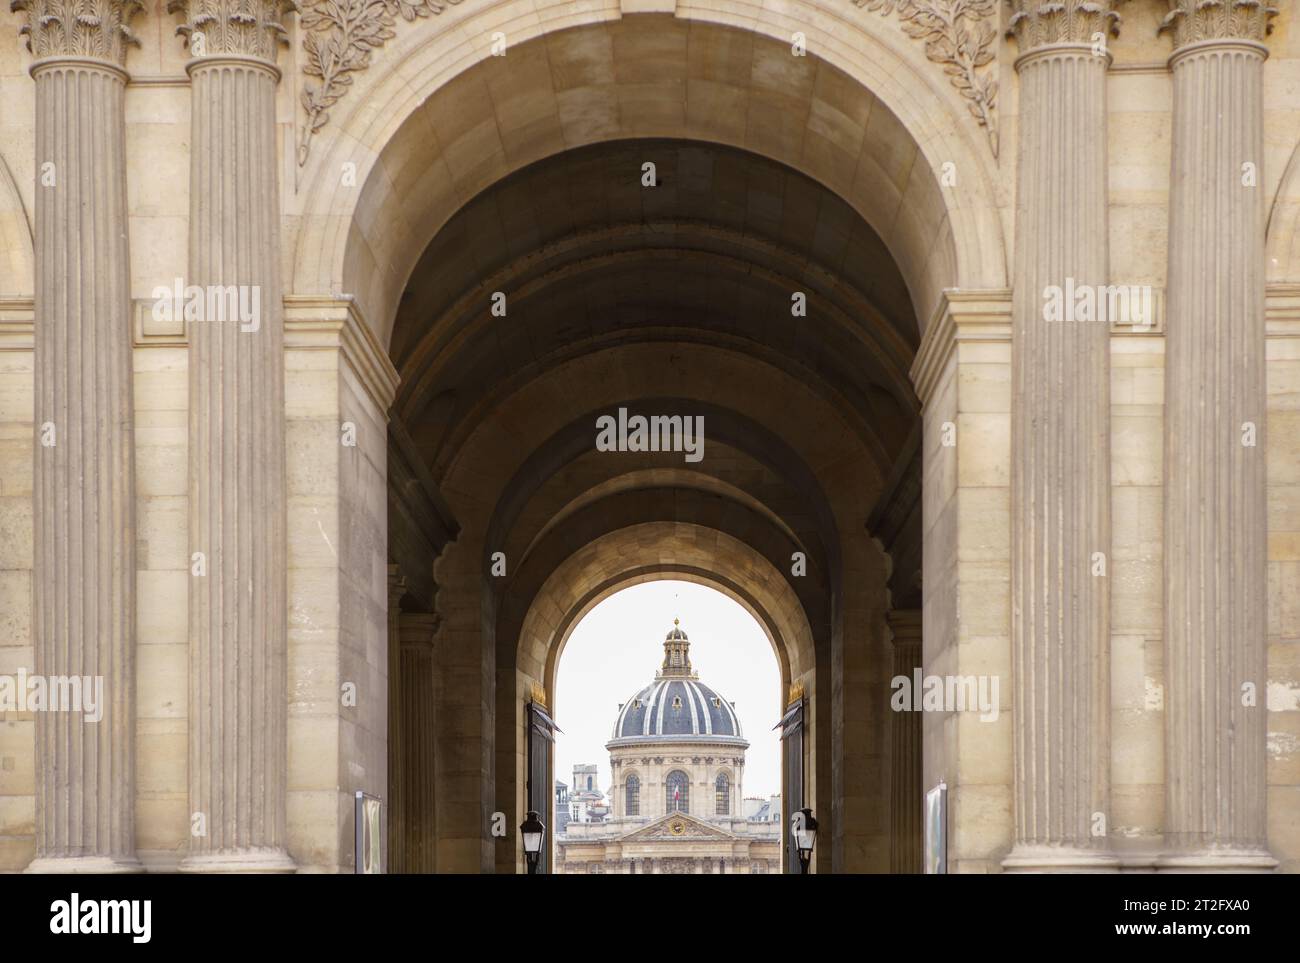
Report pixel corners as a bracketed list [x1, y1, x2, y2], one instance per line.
[15, 0, 142, 874]
[888, 610, 922, 874]
[1004, 1, 1119, 872]
[400, 613, 439, 872]
[387, 567, 406, 873]
[1159, 0, 1278, 872]
[171, 0, 297, 872]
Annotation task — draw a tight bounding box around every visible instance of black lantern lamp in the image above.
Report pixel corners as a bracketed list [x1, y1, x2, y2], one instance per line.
[521, 810, 546, 874]
[792, 808, 817, 874]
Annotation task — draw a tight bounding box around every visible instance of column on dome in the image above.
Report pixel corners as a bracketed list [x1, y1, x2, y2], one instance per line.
[1004, 0, 1119, 871]
[1158, 0, 1277, 871]
[169, 0, 297, 872]
[697, 763, 708, 820]
[15, 0, 142, 873]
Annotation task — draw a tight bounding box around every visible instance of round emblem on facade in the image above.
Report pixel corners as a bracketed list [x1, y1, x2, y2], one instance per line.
[669, 820, 686, 836]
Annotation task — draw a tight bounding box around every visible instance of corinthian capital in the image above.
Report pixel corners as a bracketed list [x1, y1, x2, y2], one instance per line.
[168, 0, 298, 64]
[10, 0, 143, 65]
[1160, 0, 1277, 50]
[1007, 0, 1122, 50]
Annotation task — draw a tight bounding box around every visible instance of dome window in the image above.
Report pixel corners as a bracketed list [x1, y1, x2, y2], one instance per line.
[672, 696, 682, 709]
[715, 773, 730, 815]
[712, 697, 721, 707]
[666, 771, 689, 813]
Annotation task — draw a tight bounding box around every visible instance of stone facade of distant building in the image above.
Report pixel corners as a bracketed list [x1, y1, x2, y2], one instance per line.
[562, 765, 609, 826]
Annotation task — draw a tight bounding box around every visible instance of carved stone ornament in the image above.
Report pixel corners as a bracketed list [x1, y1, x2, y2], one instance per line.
[1159, 0, 1277, 50]
[856, 0, 999, 156]
[297, 0, 463, 165]
[1007, 0, 1122, 51]
[11, 0, 143, 65]
[168, 0, 298, 64]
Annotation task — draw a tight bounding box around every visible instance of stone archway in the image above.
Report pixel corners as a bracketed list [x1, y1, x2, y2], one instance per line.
[5, 0, 1295, 879]
[289, 4, 1008, 341]
[517, 539, 814, 874]
[312, 6, 1001, 876]
[0, 154, 32, 299]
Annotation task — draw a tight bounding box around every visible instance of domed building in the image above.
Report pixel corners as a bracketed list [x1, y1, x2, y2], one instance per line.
[555, 622, 782, 874]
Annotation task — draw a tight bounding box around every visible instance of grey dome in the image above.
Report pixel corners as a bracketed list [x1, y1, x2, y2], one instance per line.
[608, 621, 747, 747]
[609, 678, 744, 743]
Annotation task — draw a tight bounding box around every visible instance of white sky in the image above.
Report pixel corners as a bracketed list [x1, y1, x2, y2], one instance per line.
[553, 580, 782, 802]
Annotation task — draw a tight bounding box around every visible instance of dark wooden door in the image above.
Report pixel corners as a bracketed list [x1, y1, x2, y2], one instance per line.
[778, 698, 804, 873]
[526, 701, 556, 873]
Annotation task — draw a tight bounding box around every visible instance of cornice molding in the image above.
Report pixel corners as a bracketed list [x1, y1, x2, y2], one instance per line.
[887, 608, 922, 647]
[1265, 283, 1300, 339]
[399, 612, 440, 649]
[0, 296, 34, 351]
[910, 289, 1012, 405]
[283, 294, 399, 414]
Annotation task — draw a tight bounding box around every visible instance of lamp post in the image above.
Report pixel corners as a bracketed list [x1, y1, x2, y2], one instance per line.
[521, 810, 546, 875]
[792, 808, 817, 874]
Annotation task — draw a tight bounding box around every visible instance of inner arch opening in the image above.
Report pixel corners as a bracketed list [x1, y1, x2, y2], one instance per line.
[552, 581, 782, 873]
[379, 14, 930, 877]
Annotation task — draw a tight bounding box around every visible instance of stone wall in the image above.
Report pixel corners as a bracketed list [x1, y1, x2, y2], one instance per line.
[0, 0, 1297, 873]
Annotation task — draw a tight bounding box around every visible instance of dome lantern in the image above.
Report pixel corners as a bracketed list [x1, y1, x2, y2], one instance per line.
[660, 618, 695, 679]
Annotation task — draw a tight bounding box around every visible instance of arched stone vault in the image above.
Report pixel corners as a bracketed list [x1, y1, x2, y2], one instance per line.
[501, 491, 832, 658]
[485, 401, 845, 585]
[410, 325, 898, 873]
[3, 0, 1295, 880]
[0, 154, 32, 297]
[404, 310, 912, 477]
[543, 564, 804, 698]
[288, 6, 1008, 342]
[387, 138, 917, 352]
[506, 523, 822, 872]
[342, 0, 951, 876]
[1267, 138, 1300, 283]
[525, 466, 806, 560]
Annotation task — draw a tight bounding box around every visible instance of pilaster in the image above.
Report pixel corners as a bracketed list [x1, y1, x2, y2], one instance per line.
[400, 612, 439, 873]
[386, 567, 406, 873]
[1158, 0, 1278, 872]
[1003, 0, 1119, 872]
[910, 289, 1013, 873]
[13, 0, 142, 874]
[170, 0, 298, 872]
[280, 296, 397, 872]
[888, 609, 922, 873]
